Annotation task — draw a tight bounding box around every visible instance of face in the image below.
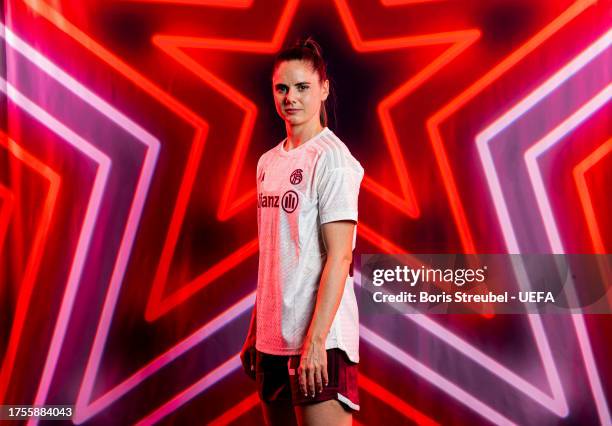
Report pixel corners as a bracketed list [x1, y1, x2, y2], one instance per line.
[272, 60, 329, 128]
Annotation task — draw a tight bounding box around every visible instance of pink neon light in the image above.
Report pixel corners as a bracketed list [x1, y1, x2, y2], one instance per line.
[135, 356, 242, 426]
[81, 293, 254, 423]
[0, 76, 110, 412]
[0, 23, 160, 425]
[476, 27, 612, 425]
[128, 262, 563, 425]
[353, 271, 566, 420]
[476, 28, 611, 253]
[359, 326, 516, 425]
[524, 84, 612, 426]
[525, 84, 612, 254]
[109, 246, 579, 424]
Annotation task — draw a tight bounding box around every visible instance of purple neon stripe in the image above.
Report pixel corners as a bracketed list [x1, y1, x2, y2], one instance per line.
[525, 84, 612, 254]
[360, 326, 517, 426]
[354, 270, 567, 418]
[0, 23, 161, 426]
[0, 22, 246, 425]
[3, 27, 158, 148]
[524, 84, 612, 426]
[75, 293, 254, 423]
[476, 28, 612, 253]
[0, 77, 111, 408]
[476, 27, 612, 425]
[134, 355, 242, 426]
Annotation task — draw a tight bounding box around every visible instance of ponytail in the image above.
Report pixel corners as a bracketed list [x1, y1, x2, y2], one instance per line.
[273, 37, 334, 128]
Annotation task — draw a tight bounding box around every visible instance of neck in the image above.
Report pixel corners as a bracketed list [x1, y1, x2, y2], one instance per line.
[284, 118, 324, 150]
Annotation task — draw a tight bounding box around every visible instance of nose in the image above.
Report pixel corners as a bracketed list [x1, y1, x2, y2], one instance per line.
[284, 87, 297, 105]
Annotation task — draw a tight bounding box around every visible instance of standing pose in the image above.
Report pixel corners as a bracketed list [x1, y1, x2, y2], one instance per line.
[241, 37, 364, 426]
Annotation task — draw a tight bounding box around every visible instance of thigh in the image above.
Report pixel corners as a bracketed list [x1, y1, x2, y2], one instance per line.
[261, 400, 298, 426]
[294, 399, 352, 426]
[256, 351, 297, 426]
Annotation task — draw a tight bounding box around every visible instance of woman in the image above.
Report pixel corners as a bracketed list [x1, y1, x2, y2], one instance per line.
[241, 37, 364, 426]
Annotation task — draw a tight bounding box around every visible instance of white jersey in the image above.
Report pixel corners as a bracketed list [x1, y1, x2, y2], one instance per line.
[255, 127, 364, 363]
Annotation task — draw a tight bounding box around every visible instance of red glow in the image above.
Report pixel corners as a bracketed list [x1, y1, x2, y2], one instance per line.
[0, 133, 61, 402]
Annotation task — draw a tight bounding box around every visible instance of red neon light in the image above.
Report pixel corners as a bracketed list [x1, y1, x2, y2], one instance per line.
[123, 0, 252, 7]
[24, 0, 483, 321]
[206, 372, 438, 425]
[150, 3, 480, 307]
[20, 0, 264, 324]
[0, 133, 61, 402]
[208, 392, 259, 426]
[426, 0, 596, 253]
[0, 185, 14, 258]
[146, 238, 258, 320]
[573, 137, 611, 254]
[152, 0, 481, 221]
[381, 0, 444, 6]
[359, 373, 439, 425]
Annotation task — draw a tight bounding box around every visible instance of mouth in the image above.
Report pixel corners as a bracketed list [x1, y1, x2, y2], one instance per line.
[284, 108, 301, 114]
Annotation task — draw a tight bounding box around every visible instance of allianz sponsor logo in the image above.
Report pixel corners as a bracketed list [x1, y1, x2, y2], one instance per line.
[257, 190, 299, 213]
[257, 193, 279, 208]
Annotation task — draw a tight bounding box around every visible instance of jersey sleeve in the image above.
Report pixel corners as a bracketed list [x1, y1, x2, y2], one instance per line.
[316, 156, 364, 225]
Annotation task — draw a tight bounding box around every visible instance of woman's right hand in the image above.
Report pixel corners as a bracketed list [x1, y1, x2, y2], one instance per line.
[240, 333, 257, 380]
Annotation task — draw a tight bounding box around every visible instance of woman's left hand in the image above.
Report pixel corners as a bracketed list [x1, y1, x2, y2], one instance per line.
[299, 336, 329, 397]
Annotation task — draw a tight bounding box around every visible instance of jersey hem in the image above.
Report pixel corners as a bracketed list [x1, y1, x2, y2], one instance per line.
[255, 344, 302, 356]
[256, 343, 360, 364]
[320, 210, 358, 224]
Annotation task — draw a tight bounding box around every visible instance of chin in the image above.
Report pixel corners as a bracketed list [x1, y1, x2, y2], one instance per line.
[284, 116, 305, 126]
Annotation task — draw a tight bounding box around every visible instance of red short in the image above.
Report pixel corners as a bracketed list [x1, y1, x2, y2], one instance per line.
[255, 348, 360, 412]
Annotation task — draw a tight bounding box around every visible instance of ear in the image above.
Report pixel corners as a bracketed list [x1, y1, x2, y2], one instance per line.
[321, 79, 330, 102]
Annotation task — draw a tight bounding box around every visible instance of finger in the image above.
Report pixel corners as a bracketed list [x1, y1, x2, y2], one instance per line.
[322, 360, 329, 387]
[315, 367, 323, 394]
[299, 363, 307, 396]
[307, 365, 315, 397]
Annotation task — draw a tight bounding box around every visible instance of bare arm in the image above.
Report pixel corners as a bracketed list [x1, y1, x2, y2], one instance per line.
[299, 220, 355, 396]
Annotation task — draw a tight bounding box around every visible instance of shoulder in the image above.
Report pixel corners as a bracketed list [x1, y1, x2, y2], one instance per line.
[311, 128, 364, 174]
[257, 141, 282, 169]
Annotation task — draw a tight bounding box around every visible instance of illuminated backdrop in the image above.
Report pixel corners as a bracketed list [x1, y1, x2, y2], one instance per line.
[0, 0, 611, 424]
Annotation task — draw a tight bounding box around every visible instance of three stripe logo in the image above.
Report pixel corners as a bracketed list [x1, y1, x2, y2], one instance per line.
[281, 190, 299, 213]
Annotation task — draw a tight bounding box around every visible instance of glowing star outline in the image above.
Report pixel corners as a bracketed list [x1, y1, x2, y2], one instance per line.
[136, 256, 568, 426]
[426, 0, 597, 253]
[16, 0, 604, 424]
[476, 27, 612, 425]
[0, 23, 160, 426]
[355, 267, 568, 420]
[148, 0, 480, 320]
[0, 72, 111, 408]
[524, 84, 611, 425]
[130, 8, 612, 420]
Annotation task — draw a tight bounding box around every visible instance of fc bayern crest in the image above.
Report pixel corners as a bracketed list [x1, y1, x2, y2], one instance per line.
[290, 169, 303, 185]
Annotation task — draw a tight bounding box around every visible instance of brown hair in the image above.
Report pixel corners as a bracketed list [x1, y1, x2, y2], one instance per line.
[273, 37, 333, 127]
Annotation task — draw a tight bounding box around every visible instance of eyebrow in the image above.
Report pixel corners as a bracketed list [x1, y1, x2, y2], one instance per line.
[274, 82, 311, 89]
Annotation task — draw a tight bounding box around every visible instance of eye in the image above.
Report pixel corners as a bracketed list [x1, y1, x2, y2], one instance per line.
[275, 86, 287, 94]
[297, 85, 309, 91]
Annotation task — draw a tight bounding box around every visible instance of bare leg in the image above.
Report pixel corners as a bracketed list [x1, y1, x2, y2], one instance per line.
[294, 400, 352, 426]
[261, 401, 298, 426]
